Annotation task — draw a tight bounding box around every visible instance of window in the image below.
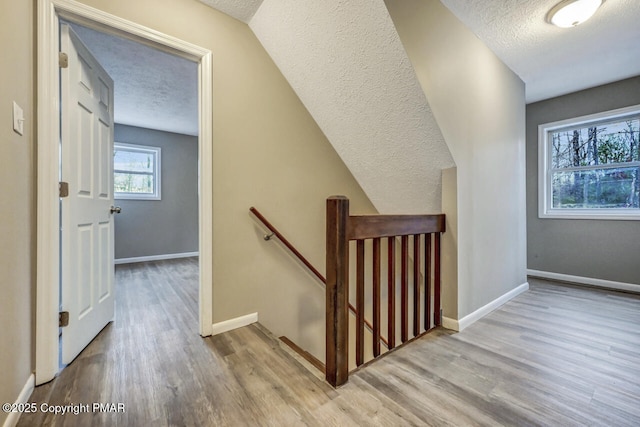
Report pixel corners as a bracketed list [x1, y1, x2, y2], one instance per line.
[114, 142, 161, 200]
[538, 105, 640, 220]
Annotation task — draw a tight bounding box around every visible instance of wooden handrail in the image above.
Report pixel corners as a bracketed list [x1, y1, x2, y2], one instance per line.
[250, 207, 326, 283]
[348, 214, 445, 239]
[249, 207, 389, 348]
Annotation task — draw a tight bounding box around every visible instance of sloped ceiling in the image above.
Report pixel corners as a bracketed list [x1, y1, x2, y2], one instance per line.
[195, 0, 640, 213]
[250, 0, 455, 214]
[198, 0, 264, 23]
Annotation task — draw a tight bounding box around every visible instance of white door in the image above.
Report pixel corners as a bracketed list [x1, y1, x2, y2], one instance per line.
[60, 23, 116, 364]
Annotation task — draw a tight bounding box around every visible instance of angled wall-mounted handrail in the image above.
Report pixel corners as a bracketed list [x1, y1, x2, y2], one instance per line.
[250, 207, 326, 283]
[249, 206, 389, 350]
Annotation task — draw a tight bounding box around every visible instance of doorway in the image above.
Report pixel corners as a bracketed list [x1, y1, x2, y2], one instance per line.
[59, 20, 201, 368]
[36, 0, 213, 385]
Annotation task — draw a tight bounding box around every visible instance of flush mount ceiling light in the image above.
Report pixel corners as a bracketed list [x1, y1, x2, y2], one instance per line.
[547, 0, 604, 28]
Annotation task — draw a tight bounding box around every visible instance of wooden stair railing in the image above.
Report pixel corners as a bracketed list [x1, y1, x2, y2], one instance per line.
[249, 207, 389, 370]
[326, 196, 445, 387]
[250, 207, 326, 283]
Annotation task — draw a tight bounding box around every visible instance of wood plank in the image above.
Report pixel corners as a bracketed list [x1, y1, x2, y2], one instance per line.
[424, 233, 432, 331]
[279, 336, 326, 373]
[372, 238, 381, 357]
[348, 214, 445, 240]
[325, 196, 350, 386]
[356, 239, 365, 367]
[18, 272, 640, 427]
[434, 232, 442, 327]
[401, 235, 408, 343]
[387, 236, 395, 350]
[413, 234, 421, 336]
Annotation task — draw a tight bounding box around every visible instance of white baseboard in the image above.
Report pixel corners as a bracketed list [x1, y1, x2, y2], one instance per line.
[527, 269, 640, 293]
[211, 312, 258, 336]
[442, 282, 530, 332]
[3, 374, 35, 427]
[114, 251, 199, 265]
[442, 316, 459, 331]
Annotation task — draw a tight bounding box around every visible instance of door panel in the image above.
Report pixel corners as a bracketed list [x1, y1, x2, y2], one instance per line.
[60, 23, 115, 364]
[98, 119, 111, 198]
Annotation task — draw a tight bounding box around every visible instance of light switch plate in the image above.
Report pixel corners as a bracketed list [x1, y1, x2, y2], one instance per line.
[13, 101, 24, 136]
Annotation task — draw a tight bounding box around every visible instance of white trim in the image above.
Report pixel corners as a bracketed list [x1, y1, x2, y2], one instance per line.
[441, 317, 459, 332]
[527, 269, 640, 293]
[211, 313, 259, 336]
[115, 252, 199, 265]
[198, 48, 214, 338]
[36, 0, 63, 387]
[36, 0, 214, 385]
[538, 104, 640, 220]
[444, 282, 530, 332]
[2, 374, 35, 427]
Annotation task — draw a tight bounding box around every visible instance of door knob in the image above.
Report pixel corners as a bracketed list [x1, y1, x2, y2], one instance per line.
[110, 206, 122, 214]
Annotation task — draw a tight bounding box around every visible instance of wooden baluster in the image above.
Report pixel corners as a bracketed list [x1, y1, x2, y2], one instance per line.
[401, 235, 408, 343]
[413, 234, 420, 336]
[434, 232, 442, 327]
[372, 238, 381, 357]
[326, 196, 349, 387]
[356, 239, 365, 366]
[387, 236, 396, 350]
[424, 233, 432, 331]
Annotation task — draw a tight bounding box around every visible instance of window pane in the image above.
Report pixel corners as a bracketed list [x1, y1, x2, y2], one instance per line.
[114, 148, 155, 173]
[114, 172, 154, 194]
[552, 166, 640, 209]
[550, 118, 639, 169]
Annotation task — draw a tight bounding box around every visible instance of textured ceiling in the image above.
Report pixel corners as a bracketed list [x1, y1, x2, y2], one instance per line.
[198, 0, 263, 23]
[70, 0, 640, 138]
[69, 23, 198, 136]
[200, 0, 640, 103]
[440, 0, 640, 103]
[250, 0, 455, 214]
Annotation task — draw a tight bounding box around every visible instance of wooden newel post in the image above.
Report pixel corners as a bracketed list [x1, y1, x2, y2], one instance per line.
[326, 196, 350, 387]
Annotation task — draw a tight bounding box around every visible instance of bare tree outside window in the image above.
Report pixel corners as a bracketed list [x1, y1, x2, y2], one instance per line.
[114, 142, 161, 200]
[539, 105, 640, 219]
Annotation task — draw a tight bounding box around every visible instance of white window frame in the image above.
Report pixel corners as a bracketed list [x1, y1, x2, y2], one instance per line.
[114, 142, 162, 200]
[538, 104, 640, 220]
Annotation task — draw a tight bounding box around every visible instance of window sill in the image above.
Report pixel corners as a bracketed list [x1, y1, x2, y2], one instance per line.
[115, 195, 161, 201]
[539, 210, 640, 220]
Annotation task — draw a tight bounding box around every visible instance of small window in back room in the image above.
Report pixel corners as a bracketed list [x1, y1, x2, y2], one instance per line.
[114, 142, 161, 200]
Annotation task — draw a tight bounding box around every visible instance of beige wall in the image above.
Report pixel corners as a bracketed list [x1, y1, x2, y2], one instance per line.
[0, 1, 529, 412]
[441, 167, 458, 319]
[0, 0, 35, 422]
[386, 0, 527, 320]
[57, 0, 375, 362]
[0, 0, 376, 409]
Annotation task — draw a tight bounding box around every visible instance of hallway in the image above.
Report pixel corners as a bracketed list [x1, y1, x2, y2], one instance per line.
[18, 263, 640, 426]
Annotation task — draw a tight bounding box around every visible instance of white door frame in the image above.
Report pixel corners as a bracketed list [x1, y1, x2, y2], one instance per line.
[36, 0, 213, 385]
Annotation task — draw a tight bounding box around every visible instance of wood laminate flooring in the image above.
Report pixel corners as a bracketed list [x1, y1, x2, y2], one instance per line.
[19, 262, 640, 426]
